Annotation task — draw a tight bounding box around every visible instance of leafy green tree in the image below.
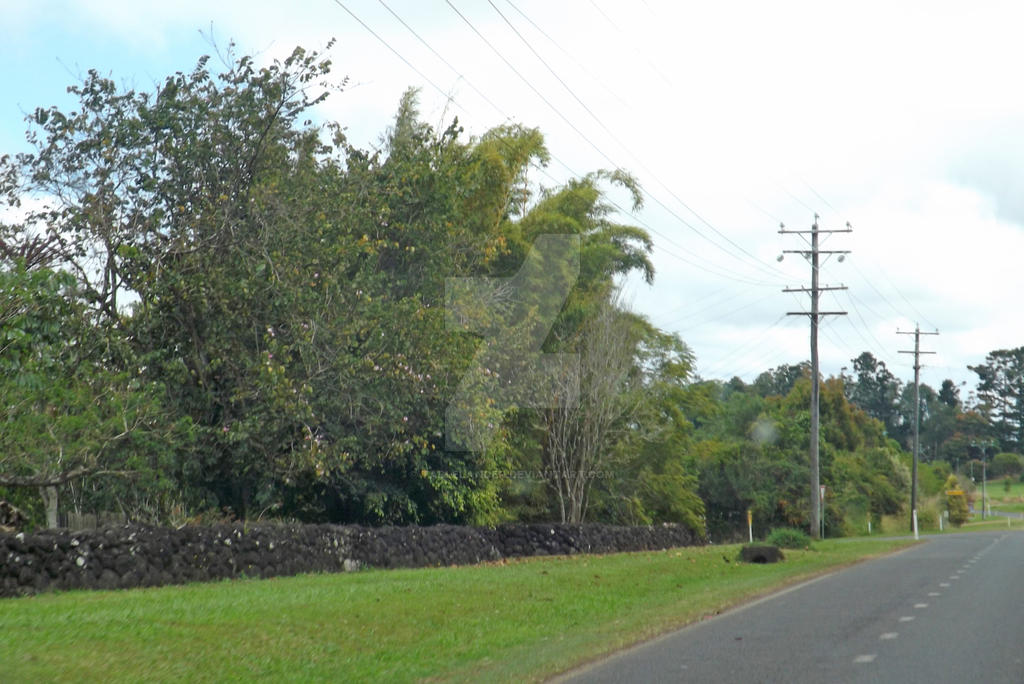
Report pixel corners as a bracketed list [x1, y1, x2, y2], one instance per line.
[590, 325, 709, 532]
[989, 453, 1023, 478]
[969, 347, 1024, 451]
[920, 382, 960, 461]
[938, 379, 962, 408]
[695, 381, 765, 440]
[752, 362, 810, 398]
[846, 352, 903, 438]
[0, 265, 178, 527]
[939, 409, 995, 470]
[5, 48, 504, 523]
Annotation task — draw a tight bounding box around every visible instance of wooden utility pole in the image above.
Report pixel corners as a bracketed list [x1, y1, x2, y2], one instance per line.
[780, 215, 850, 539]
[899, 325, 938, 536]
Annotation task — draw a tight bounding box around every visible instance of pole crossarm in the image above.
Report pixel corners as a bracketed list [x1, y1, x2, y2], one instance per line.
[778, 228, 853, 235]
[784, 285, 848, 293]
[781, 250, 851, 255]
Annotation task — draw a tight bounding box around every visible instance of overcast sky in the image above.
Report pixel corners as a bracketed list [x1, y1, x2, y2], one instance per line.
[4, 0, 1023, 396]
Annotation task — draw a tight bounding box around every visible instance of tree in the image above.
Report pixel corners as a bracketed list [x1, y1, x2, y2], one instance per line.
[540, 299, 639, 523]
[752, 362, 810, 398]
[0, 265, 175, 527]
[938, 379, 962, 408]
[969, 347, 1024, 451]
[846, 352, 903, 440]
[938, 409, 994, 470]
[920, 381, 960, 462]
[590, 326, 709, 531]
[3, 46, 348, 519]
[989, 453, 1023, 478]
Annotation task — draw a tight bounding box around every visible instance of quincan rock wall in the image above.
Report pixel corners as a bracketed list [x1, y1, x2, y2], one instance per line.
[0, 522, 703, 597]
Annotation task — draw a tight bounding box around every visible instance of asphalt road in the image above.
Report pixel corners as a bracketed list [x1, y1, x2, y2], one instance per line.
[561, 532, 1024, 683]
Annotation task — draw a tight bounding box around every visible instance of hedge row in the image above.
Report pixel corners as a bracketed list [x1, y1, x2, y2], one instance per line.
[0, 522, 703, 597]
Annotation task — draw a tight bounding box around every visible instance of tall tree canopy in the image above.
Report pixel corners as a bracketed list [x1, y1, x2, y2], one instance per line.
[1, 45, 703, 531]
[969, 347, 1024, 452]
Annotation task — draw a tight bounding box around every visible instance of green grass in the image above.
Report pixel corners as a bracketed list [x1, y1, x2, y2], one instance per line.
[956, 517, 1020, 532]
[0, 538, 913, 683]
[980, 476, 1024, 515]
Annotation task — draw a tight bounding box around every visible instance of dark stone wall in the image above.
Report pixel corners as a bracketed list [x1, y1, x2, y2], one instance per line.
[0, 522, 703, 598]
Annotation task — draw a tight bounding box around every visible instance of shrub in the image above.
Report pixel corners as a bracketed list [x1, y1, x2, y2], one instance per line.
[765, 527, 812, 549]
[916, 505, 938, 530]
[992, 453, 1023, 478]
[944, 474, 969, 527]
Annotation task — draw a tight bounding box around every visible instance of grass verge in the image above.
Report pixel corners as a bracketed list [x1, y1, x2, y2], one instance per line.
[0, 538, 913, 683]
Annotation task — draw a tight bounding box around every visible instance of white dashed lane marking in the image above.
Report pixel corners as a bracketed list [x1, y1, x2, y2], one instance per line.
[859, 547, 996, 671]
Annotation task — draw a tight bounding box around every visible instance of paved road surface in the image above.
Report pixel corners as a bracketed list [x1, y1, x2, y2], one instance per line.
[562, 532, 1024, 683]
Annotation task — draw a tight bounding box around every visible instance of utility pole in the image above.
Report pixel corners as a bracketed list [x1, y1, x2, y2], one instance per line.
[780, 214, 850, 539]
[970, 440, 996, 520]
[898, 324, 938, 536]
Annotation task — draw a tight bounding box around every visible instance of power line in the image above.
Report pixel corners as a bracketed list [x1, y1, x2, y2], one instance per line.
[775, 180, 818, 216]
[823, 301, 880, 360]
[491, 0, 788, 282]
[833, 290, 889, 361]
[336, 0, 785, 288]
[376, 0, 509, 120]
[885, 272, 939, 332]
[502, 0, 632, 110]
[799, 178, 938, 332]
[696, 313, 794, 379]
[447, 0, 785, 282]
[330, 0, 472, 122]
[800, 178, 838, 214]
[587, 0, 673, 86]
[652, 283, 760, 328]
[848, 260, 907, 322]
[676, 291, 781, 331]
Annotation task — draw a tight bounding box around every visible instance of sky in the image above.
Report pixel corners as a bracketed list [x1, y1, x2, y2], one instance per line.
[3, 0, 1024, 397]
